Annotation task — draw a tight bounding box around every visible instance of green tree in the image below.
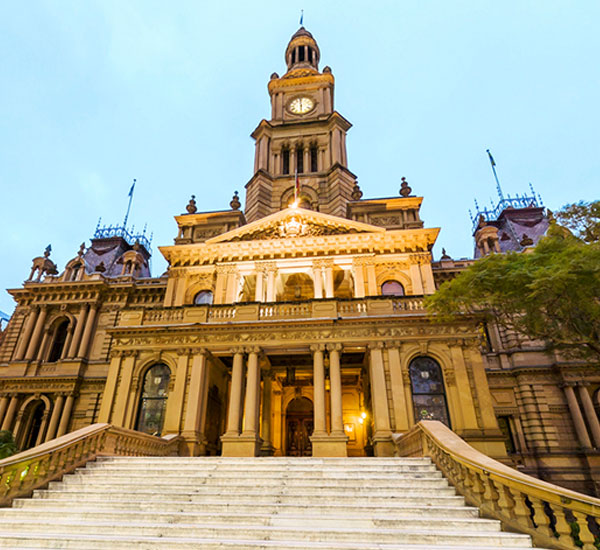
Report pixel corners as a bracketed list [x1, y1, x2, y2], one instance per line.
[426, 213, 600, 361]
[0, 430, 18, 460]
[555, 200, 600, 243]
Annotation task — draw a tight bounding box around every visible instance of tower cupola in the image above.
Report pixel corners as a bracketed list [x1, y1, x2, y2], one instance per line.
[285, 27, 320, 72]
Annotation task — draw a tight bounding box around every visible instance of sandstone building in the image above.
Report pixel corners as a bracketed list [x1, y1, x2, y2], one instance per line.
[1, 27, 598, 496]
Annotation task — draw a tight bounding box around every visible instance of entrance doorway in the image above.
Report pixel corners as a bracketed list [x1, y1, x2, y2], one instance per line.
[285, 396, 313, 456]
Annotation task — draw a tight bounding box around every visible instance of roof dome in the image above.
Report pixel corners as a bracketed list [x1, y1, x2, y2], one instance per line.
[285, 27, 320, 72]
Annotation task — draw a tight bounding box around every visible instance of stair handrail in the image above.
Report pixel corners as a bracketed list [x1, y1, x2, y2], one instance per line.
[0, 423, 181, 507]
[395, 420, 600, 550]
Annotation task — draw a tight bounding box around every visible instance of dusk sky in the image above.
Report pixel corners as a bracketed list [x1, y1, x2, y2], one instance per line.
[1, 1, 598, 314]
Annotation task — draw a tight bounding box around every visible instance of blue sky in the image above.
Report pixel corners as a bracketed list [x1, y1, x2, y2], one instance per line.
[1, 1, 598, 314]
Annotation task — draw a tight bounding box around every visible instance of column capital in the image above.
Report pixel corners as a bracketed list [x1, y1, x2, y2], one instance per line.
[229, 346, 245, 355]
[178, 348, 194, 357]
[561, 381, 577, 388]
[368, 342, 385, 350]
[326, 343, 343, 352]
[310, 344, 326, 353]
[245, 346, 262, 355]
[313, 258, 334, 269]
[385, 340, 403, 350]
[577, 381, 591, 388]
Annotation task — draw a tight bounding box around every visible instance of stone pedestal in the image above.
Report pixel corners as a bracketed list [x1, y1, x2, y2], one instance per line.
[181, 431, 207, 457]
[372, 434, 395, 457]
[310, 434, 349, 457]
[221, 434, 263, 457]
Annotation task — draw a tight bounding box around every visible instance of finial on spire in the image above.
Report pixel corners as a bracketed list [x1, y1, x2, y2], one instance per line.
[186, 195, 197, 214]
[77, 242, 85, 257]
[230, 191, 241, 210]
[351, 182, 363, 200]
[123, 178, 136, 228]
[44, 244, 52, 258]
[299, 9, 304, 26]
[399, 177, 412, 197]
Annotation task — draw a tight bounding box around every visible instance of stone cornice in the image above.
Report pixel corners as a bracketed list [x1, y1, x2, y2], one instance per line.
[160, 227, 440, 266]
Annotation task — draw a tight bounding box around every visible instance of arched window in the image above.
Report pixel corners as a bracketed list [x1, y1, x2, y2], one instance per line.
[381, 280, 405, 296]
[194, 290, 213, 305]
[23, 401, 45, 450]
[310, 145, 318, 172]
[296, 145, 304, 173]
[282, 148, 290, 175]
[48, 319, 69, 363]
[70, 263, 81, 281]
[409, 356, 450, 427]
[135, 364, 171, 436]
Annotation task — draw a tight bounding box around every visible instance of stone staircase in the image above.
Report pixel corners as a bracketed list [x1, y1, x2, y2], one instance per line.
[0, 457, 550, 549]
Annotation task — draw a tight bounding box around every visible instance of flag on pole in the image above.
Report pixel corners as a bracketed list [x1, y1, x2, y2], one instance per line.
[486, 149, 496, 167]
[299, 10, 303, 26]
[294, 169, 300, 203]
[128, 178, 136, 197]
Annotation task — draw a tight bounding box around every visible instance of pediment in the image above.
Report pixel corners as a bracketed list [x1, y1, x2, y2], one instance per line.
[205, 207, 385, 244]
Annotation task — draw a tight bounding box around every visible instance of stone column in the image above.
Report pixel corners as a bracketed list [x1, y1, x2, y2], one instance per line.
[25, 306, 47, 360]
[61, 325, 75, 360]
[36, 329, 51, 361]
[386, 343, 411, 432]
[67, 305, 88, 358]
[242, 348, 261, 437]
[368, 343, 394, 456]
[14, 308, 39, 360]
[163, 351, 190, 435]
[214, 266, 228, 305]
[311, 345, 327, 436]
[35, 409, 50, 446]
[324, 262, 334, 299]
[45, 394, 64, 442]
[312, 264, 323, 299]
[352, 259, 365, 298]
[0, 395, 9, 427]
[261, 372, 275, 455]
[328, 344, 344, 436]
[265, 265, 277, 302]
[419, 261, 436, 294]
[409, 263, 424, 295]
[365, 264, 378, 296]
[182, 350, 209, 455]
[77, 304, 98, 358]
[255, 268, 264, 302]
[223, 350, 245, 437]
[577, 383, 600, 448]
[1, 396, 19, 431]
[56, 394, 75, 437]
[111, 352, 136, 428]
[97, 352, 122, 423]
[563, 383, 592, 449]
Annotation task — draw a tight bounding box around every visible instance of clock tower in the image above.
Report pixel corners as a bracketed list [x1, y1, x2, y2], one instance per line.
[245, 27, 357, 222]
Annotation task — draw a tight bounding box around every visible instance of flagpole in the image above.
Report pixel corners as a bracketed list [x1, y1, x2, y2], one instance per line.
[486, 150, 504, 201]
[123, 178, 136, 228]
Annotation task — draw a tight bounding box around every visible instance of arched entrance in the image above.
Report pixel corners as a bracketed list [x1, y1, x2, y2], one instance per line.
[285, 396, 313, 456]
[22, 400, 45, 450]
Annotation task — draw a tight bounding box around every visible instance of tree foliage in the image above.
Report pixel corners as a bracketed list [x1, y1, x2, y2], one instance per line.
[426, 219, 600, 361]
[555, 200, 600, 243]
[0, 430, 18, 460]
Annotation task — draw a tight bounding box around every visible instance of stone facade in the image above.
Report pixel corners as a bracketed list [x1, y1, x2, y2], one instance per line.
[0, 27, 598, 496]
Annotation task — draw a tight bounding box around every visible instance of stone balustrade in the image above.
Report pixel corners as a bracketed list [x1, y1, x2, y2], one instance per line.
[0, 423, 180, 507]
[395, 420, 600, 550]
[117, 296, 425, 327]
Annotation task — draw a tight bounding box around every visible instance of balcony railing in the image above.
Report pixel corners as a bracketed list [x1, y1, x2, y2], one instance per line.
[118, 296, 426, 327]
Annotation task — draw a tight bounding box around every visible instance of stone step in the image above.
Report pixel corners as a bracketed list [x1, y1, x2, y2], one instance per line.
[31, 489, 466, 506]
[12, 498, 479, 518]
[94, 457, 432, 464]
[57, 476, 449, 489]
[0, 519, 533, 546]
[0, 532, 549, 550]
[0, 511, 502, 531]
[73, 469, 443, 480]
[41, 483, 457, 498]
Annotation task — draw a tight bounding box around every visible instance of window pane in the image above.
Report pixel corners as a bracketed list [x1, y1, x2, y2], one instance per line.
[381, 280, 405, 296]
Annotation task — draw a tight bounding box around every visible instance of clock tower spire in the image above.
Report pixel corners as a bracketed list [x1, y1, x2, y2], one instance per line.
[244, 27, 357, 222]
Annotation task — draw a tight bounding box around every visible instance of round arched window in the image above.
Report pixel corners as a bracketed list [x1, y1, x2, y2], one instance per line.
[381, 280, 405, 296]
[194, 290, 213, 305]
[409, 356, 450, 427]
[135, 364, 171, 436]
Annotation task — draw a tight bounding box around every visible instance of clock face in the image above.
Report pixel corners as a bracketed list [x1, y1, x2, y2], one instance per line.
[289, 97, 314, 114]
